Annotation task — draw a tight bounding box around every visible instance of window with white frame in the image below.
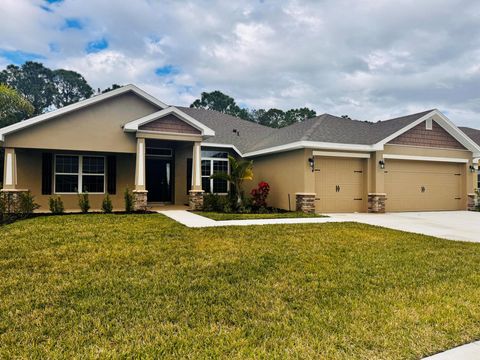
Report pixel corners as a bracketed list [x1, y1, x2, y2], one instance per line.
[201, 150, 229, 194]
[55, 155, 105, 194]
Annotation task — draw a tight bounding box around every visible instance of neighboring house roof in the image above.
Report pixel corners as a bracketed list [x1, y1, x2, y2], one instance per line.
[460, 127, 480, 146]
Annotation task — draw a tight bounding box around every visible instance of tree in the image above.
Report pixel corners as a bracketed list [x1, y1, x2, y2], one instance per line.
[210, 155, 253, 207]
[284, 108, 317, 127]
[0, 84, 34, 128]
[0, 61, 93, 115]
[52, 69, 93, 108]
[0, 62, 56, 115]
[101, 84, 122, 94]
[190, 90, 317, 128]
[257, 108, 285, 128]
[190, 90, 251, 121]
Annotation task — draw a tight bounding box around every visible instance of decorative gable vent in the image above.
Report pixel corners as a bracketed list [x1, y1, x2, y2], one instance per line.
[426, 118, 433, 130]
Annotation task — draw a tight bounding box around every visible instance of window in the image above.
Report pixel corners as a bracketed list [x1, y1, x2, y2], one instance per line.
[477, 170, 480, 190]
[201, 150, 229, 194]
[55, 155, 105, 194]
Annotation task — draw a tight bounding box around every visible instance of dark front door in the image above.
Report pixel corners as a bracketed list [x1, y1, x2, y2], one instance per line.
[146, 158, 172, 202]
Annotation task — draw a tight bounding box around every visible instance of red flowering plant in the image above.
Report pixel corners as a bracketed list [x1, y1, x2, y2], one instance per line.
[250, 181, 270, 209]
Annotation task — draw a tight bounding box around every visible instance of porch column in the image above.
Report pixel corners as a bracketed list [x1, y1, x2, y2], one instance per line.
[3, 148, 17, 190]
[189, 141, 204, 210]
[133, 138, 148, 211]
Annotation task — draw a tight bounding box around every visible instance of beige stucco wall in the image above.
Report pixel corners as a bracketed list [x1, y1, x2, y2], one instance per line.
[248, 149, 308, 210]
[15, 148, 135, 211]
[4, 92, 159, 153]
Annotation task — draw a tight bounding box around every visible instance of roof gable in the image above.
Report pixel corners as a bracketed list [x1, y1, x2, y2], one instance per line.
[387, 119, 466, 150]
[0, 84, 167, 142]
[124, 107, 215, 137]
[139, 114, 201, 135]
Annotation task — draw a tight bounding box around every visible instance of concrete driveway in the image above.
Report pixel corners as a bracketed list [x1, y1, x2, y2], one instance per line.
[332, 211, 480, 242]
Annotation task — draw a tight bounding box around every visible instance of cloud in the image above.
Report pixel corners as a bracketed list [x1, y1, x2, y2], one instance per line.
[2, 0, 480, 127]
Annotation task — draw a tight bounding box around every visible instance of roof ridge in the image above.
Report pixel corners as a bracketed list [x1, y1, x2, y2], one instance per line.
[300, 114, 328, 141]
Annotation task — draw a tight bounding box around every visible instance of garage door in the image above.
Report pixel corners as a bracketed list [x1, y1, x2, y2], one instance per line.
[314, 157, 366, 213]
[385, 160, 464, 212]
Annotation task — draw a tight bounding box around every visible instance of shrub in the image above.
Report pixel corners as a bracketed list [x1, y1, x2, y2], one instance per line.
[124, 188, 134, 213]
[102, 194, 113, 213]
[78, 193, 90, 213]
[49, 196, 64, 214]
[17, 191, 39, 218]
[250, 181, 270, 209]
[203, 194, 229, 212]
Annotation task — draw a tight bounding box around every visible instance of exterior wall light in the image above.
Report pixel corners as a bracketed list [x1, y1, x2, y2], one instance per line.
[469, 164, 476, 173]
[379, 160, 385, 169]
[308, 157, 315, 172]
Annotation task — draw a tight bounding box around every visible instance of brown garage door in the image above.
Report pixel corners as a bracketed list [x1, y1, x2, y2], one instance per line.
[314, 157, 366, 213]
[385, 160, 464, 212]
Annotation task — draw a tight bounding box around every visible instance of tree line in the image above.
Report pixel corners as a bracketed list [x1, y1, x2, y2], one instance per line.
[0, 61, 317, 129]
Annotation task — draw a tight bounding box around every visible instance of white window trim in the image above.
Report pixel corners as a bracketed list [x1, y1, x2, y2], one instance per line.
[54, 154, 106, 195]
[201, 156, 230, 195]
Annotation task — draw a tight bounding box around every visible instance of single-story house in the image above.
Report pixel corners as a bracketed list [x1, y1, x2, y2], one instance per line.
[1, 84, 480, 213]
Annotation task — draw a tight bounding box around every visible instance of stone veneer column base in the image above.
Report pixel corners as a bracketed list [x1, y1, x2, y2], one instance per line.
[189, 190, 204, 210]
[132, 190, 148, 212]
[0, 189, 30, 213]
[467, 193, 477, 211]
[295, 193, 316, 214]
[368, 193, 386, 213]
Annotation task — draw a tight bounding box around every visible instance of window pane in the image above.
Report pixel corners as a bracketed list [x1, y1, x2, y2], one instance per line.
[55, 175, 78, 193]
[213, 179, 228, 193]
[82, 175, 104, 193]
[201, 160, 211, 176]
[213, 160, 228, 174]
[83, 156, 104, 174]
[202, 177, 211, 193]
[56, 155, 78, 174]
[201, 150, 228, 158]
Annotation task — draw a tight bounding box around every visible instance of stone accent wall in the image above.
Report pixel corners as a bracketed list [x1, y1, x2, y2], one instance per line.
[368, 193, 386, 213]
[295, 193, 316, 214]
[139, 114, 201, 134]
[467, 193, 477, 211]
[189, 190, 204, 210]
[0, 189, 30, 213]
[388, 120, 465, 149]
[132, 190, 148, 212]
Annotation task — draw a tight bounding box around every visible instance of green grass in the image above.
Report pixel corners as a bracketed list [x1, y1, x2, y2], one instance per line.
[194, 211, 325, 220]
[1, 214, 480, 359]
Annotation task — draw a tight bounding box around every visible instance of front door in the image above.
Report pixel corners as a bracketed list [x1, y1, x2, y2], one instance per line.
[146, 158, 172, 202]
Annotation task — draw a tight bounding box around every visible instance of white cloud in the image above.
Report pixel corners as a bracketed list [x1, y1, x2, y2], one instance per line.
[2, 0, 480, 127]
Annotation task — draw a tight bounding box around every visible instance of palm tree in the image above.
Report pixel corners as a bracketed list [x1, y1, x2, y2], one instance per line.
[210, 155, 253, 207]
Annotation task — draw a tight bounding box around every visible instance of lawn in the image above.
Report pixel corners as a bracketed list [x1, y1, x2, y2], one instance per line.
[1, 215, 480, 359]
[194, 211, 325, 220]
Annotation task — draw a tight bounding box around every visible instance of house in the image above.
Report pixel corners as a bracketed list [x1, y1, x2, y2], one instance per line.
[1, 84, 480, 213]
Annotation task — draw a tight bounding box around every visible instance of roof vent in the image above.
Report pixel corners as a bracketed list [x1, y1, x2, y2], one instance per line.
[233, 129, 240, 136]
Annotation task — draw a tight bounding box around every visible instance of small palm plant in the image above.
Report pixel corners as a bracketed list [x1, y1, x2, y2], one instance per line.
[210, 155, 253, 207]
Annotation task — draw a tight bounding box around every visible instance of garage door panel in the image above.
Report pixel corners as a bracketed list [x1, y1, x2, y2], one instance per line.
[385, 160, 464, 212]
[314, 157, 366, 213]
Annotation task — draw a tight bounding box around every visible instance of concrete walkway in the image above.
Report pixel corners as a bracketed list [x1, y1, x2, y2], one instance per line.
[157, 210, 345, 228]
[423, 341, 480, 359]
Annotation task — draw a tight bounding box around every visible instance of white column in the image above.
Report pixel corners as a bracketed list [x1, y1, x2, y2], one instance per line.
[3, 148, 16, 190]
[135, 138, 146, 191]
[192, 141, 202, 190]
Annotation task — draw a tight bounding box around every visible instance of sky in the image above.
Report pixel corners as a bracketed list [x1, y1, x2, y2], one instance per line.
[2, 0, 480, 127]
